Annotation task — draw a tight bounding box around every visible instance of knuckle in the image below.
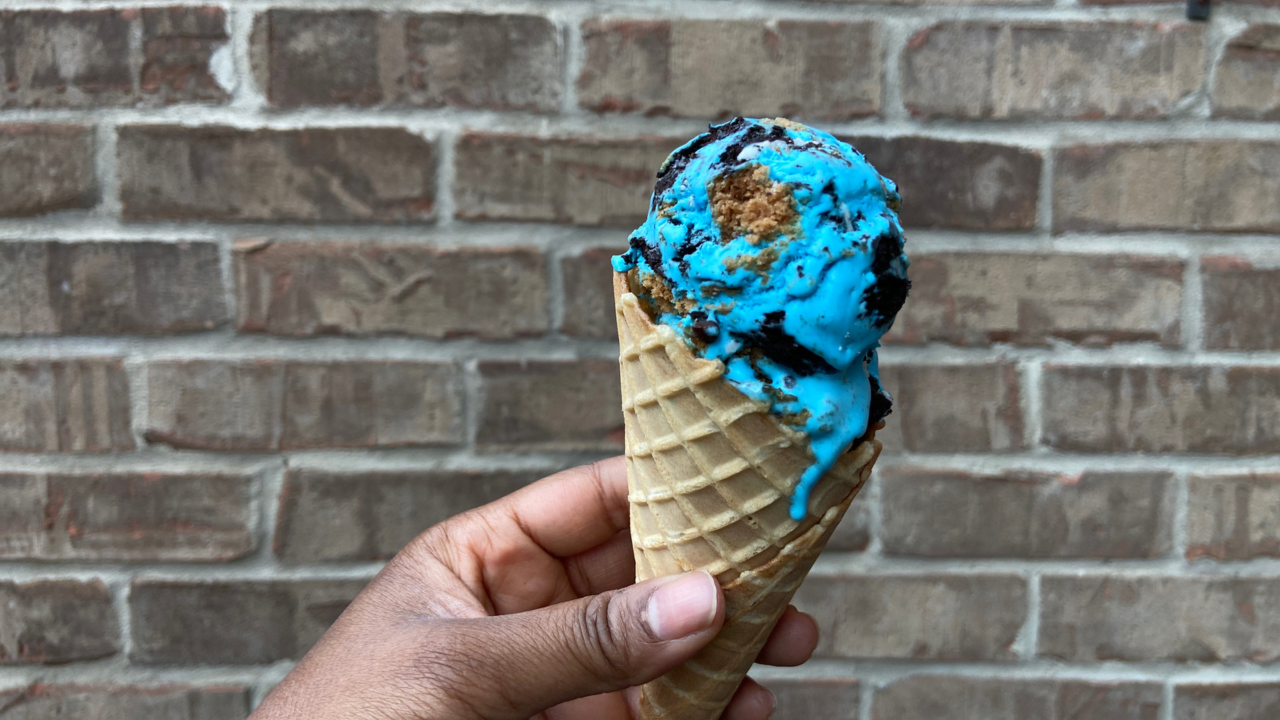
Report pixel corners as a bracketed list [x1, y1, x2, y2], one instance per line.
[572, 592, 636, 683]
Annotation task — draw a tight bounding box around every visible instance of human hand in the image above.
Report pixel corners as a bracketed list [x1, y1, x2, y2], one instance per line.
[250, 456, 820, 720]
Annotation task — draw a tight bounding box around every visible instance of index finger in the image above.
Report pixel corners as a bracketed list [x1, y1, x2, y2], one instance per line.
[496, 456, 630, 558]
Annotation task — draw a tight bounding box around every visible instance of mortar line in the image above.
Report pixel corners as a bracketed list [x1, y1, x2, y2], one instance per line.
[1019, 360, 1044, 452]
[1172, 468, 1191, 563]
[880, 18, 911, 123]
[859, 677, 876, 720]
[93, 120, 121, 221]
[1037, 130, 1056, 234]
[1161, 681, 1176, 720]
[230, 3, 267, 111]
[1183, 254, 1205, 352]
[434, 125, 458, 227]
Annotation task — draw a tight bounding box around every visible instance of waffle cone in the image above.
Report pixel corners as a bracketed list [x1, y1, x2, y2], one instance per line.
[613, 272, 881, 720]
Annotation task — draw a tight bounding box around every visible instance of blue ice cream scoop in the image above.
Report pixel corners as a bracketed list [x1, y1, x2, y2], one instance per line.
[612, 117, 910, 520]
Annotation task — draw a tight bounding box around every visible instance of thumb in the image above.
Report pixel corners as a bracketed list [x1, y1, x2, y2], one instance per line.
[441, 570, 724, 718]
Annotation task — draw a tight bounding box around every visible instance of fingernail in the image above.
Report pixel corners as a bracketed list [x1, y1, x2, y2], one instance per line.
[764, 688, 777, 718]
[647, 571, 719, 641]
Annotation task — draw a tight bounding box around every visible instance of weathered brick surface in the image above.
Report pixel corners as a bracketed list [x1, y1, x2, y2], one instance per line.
[146, 360, 463, 451]
[1212, 25, 1280, 120]
[875, 364, 1024, 453]
[759, 678, 858, 719]
[845, 137, 1040, 231]
[0, 242, 225, 335]
[828, 491, 872, 553]
[1175, 684, 1280, 720]
[1202, 257, 1280, 350]
[453, 133, 675, 227]
[1042, 366, 1280, 454]
[561, 246, 624, 338]
[0, 359, 133, 452]
[252, 11, 561, 111]
[0, 684, 249, 720]
[1187, 474, 1280, 561]
[477, 359, 624, 451]
[0, 580, 119, 664]
[578, 19, 881, 120]
[0, 8, 229, 108]
[884, 253, 1183, 347]
[0, 471, 253, 562]
[880, 468, 1173, 558]
[1040, 576, 1280, 662]
[236, 241, 547, 338]
[0, 125, 96, 218]
[118, 126, 437, 223]
[1054, 141, 1280, 234]
[872, 676, 1162, 720]
[794, 574, 1026, 660]
[275, 468, 539, 562]
[130, 580, 364, 665]
[903, 22, 1204, 120]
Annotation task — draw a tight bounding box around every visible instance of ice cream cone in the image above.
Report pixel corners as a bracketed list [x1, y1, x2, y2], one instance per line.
[614, 271, 882, 720]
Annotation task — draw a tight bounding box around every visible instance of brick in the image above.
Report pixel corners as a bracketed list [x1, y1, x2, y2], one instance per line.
[235, 241, 547, 339]
[252, 11, 561, 112]
[0, 241, 225, 336]
[146, 360, 463, 451]
[0, 580, 119, 664]
[1054, 141, 1280, 234]
[884, 253, 1183, 347]
[880, 468, 1173, 558]
[118, 126, 437, 223]
[1040, 576, 1280, 662]
[875, 364, 1024, 453]
[827, 490, 872, 553]
[759, 678, 858, 719]
[794, 574, 1025, 660]
[844, 137, 1040, 230]
[0, 8, 228, 108]
[1187, 474, 1280, 561]
[577, 19, 881, 120]
[1202, 257, 1280, 350]
[1212, 24, 1280, 120]
[561, 246, 624, 338]
[130, 580, 363, 665]
[0, 359, 133, 453]
[0, 684, 249, 720]
[477, 359, 624, 451]
[872, 676, 1162, 720]
[1176, 684, 1280, 720]
[0, 125, 96, 217]
[454, 133, 675, 227]
[275, 468, 540, 562]
[1042, 366, 1280, 454]
[0, 471, 254, 562]
[903, 22, 1203, 120]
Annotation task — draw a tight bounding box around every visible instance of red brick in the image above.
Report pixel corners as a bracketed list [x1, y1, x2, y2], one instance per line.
[453, 133, 676, 227]
[0, 684, 248, 720]
[1040, 576, 1280, 662]
[759, 678, 858, 719]
[118, 126, 437, 223]
[130, 580, 363, 665]
[561, 246, 624, 338]
[876, 364, 1024, 453]
[903, 22, 1203, 120]
[477, 359, 624, 451]
[251, 11, 562, 112]
[885, 253, 1183, 347]
[0, 359, 133, 453]
[1042, 366, 1280, 454]
[0, 125, 96, 217]
[0, 580, 118, 664]
[1176, 684, 1280, 720]
[1212, 25, 1280, 120]
[235, 241, 547, 339]
[275, 468, 540, 562]
[1202, 257, 1280, 350]
[0, 471, 254, 562]
[0, 241, 225, 335]
[873, 676, 1162, 720]
[1187, 473, 1280, 561]
[578, 18, 881, 120]
[880, 468, 1172, 558]
[1054, 141, 1280, 234]
[146, 360, 463, 451]
[794, 574, 1026, 660]
[0, 8, 228, 108]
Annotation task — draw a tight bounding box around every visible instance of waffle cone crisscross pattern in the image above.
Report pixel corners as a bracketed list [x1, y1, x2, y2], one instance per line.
[613, 272, 882, 720]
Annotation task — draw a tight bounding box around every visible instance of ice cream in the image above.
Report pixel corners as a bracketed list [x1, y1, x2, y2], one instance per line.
[613, 117, 910, 520]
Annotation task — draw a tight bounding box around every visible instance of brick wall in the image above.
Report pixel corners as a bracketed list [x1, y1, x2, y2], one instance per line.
[1, 1, 1278, 718]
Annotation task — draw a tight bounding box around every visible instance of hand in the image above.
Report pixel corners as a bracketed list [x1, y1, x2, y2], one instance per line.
[250, 457, 820, 720]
